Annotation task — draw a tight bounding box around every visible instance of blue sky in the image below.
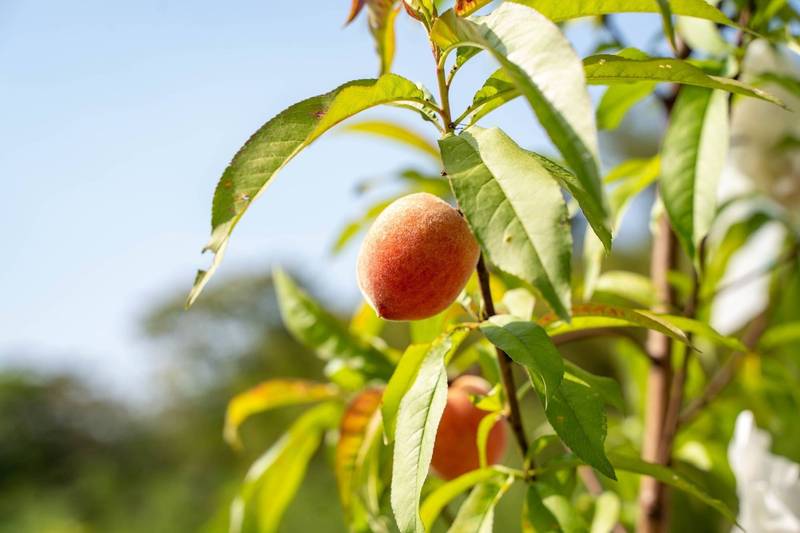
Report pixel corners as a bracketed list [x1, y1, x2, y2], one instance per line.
[0, 1, 660, 400]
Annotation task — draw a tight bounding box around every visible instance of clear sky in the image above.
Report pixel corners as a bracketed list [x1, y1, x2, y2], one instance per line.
[0, 1, 661, 400]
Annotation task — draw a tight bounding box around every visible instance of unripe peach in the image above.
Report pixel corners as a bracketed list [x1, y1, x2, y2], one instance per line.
[431, 375, 508, 480]
[356, 193, 479, 321]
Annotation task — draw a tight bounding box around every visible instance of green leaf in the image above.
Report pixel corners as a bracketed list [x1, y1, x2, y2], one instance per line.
[754, 72, 800, 99]
[464, 59, 645, 249]
[350, 300, 386, 341]
[676, 13, 730, 56]
[661, 86, 730, 259]
[187, 75, 437, 307]
[592, 270, 657, 307]
[760, 321, 800, 351]
[701, 211, 770, 301]
[658, 314, 746, 351]
[224, 379, 339, 449]
[440, 128, 573, 320]
[501, 288, 536, 320]
[390, 333, 453, 533]
[523, 485, 562, 533]
[597, 82, 657, 130]
[513, 0, 737, 27]
[448, 476, 514, 533]
[541, 304, 691, 346]
[530, 153, 612, 254]
[590, 492, 621, 533]
[333, 197, 396, 253]
[608, 452, 738, 524]
[655, 0, 678, 53]
[432, 4, 609, 249]
[382, 328, 469, 443]
[466, 68, 516, 124]
[480, 315, 565, 405]
[382, 344, 428, 444]
[477, 412, 504, 468]
[584, 157, 660, 299]
[420, 468, 506, 531]
[541, 380, 616, 479]
[410, 311, 450, 344]
[583, 54, 783, 106]
[523, 482, 589, 533]
[564, 361, 624, 411]
[230, 402, 341, 533]
[273, 268, 394, 385]
[335, 388, 384, 524]
[478, 51, 782, 128]
[342, 120, 440, 160]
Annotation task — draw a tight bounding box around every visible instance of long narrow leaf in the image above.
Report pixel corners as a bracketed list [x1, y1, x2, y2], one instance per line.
[230, 402, 341, 533]
[188, 75, 437, 306]
[224, 379, 339, 448]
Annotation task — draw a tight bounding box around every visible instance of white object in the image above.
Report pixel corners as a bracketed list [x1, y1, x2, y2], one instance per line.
[729, 411, 800, 532]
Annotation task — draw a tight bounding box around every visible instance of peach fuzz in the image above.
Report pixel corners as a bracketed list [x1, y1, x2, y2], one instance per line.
[356, 192, 479, 321]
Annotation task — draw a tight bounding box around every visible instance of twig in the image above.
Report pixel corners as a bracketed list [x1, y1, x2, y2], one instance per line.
[710, 245, 799, 299]
[679, 311, 769, 425]
[658, 248, 702, 465]
[476, 255, 530, 464]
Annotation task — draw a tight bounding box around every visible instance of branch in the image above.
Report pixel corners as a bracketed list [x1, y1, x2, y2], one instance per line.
[638, 213, 678, 533]
[679, 310, 769, 425]
[657, 250, 702, 465]
[476, 255, 530, 464]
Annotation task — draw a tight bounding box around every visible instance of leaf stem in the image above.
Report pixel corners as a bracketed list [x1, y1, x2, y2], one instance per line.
[476, 255, 531, 469]
[433, 46, 454, 133]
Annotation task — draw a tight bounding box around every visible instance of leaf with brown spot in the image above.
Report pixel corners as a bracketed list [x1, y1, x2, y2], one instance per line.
[455, 0, 493, 16]
[346, 0, 401, 74]
[346, 0, 366, 24]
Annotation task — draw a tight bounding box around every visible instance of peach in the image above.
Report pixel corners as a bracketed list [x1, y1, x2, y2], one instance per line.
[356, 193, 479, 321]
[431, 375, 508, 480]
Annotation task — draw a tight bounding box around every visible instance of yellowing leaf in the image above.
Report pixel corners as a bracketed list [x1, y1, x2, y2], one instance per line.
[224, 379, 339, 449]
[335, 388, 384, 520]
[230, 402, 341, 533]
[455, 0, 493, 16]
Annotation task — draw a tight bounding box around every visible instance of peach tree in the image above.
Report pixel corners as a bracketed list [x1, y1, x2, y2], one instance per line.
[187, 1, 800, 531]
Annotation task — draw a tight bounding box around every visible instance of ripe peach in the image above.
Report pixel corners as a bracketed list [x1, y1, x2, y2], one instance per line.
[356, 193, 479, 321]
[431, 375, 508, 480]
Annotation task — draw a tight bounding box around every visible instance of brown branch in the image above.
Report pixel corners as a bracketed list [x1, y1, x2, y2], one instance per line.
[657, 246, 702, 466]
[476, 255, 530, 464]
[638, 214, 678, 533]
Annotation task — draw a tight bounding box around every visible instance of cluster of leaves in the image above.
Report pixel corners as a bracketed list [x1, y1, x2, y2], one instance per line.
[187, 0, 800, 531]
